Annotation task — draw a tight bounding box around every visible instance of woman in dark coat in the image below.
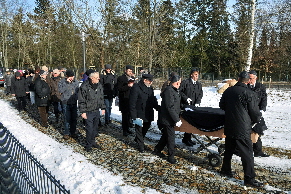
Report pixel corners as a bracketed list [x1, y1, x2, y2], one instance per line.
[34, 70, 51, 127]
[11, 71, 29, 111]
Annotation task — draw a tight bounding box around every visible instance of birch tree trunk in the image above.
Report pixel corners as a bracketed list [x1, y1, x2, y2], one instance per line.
[245, 0, 256, 71]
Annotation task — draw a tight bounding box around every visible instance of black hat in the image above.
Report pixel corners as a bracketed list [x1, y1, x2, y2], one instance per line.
[66, 70, 75, 77]
[168, 72, 178, 80]
[239, 71, 250, 79]
[126, 65, 133, 70]
[142, 74, 153, 82]
[170, 75, 181, 83]
[85, 69, 95, 76]
[190, 67, 199, 74]
[105, 64, 112, 69]
[249, 70, 257, 76]
[39, 70, 48, 75]
[15, 71, 21, 77]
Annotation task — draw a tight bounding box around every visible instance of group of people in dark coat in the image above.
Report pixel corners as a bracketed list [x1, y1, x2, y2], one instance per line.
[125, 67, 268, 186]
[6, 64, 269, 187]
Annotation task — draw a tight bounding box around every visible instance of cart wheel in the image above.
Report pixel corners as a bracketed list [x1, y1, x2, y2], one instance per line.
[208, 153, 222, 167]
[218, 144, 225, 155]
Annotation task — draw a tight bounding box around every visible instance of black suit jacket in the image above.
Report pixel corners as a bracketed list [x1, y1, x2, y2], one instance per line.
[180, 78, 203, 105]
[248, 82, 267, 111]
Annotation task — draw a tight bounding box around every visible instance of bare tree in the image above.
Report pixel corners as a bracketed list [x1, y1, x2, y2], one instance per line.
[245, 0, 256, 71]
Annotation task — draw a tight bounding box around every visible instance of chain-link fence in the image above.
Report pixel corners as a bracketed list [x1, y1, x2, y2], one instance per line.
[0, 123, 70, 194]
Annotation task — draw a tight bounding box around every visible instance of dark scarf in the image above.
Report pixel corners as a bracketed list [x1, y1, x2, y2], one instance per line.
[89, 78, 99, 90]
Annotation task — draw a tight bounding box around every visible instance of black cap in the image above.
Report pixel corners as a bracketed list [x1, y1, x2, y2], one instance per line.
[85, 69, 95, 76]
[190, 67, 199, 74]
[168, 72, 178, 80]
[15, 71, 21, 77]
[126, 65, 133, 70]
[170, 75, 181, 83]
[66, 70, 75, 77]
[249, 70, 257, 76]
[105, 64, 112, 69]
[39, 70, 48, 75]
[239, 71, 250, 79]
[142, 74, 153, 81]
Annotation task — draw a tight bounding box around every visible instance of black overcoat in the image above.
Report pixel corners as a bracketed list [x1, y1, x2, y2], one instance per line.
[129, 81, 159, 122]
[117, 73, 132, 112]
[160, 85, 181, 126]
[34, 77, 51, 107]
[11, 76, 29, 97]
[100, 70, 117, 99]
[219, 82, 261, 139]
[248, 82, 267, 111]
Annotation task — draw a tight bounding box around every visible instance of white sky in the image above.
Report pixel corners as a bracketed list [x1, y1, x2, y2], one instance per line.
[0, 86, 290, 193]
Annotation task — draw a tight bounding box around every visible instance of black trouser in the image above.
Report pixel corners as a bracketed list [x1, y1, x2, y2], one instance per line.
[221, 137, 256, 181]
[38, 106, 49, 127]
[84, 111, 100, 149]
[135, 122, 151, 151]
[6, 86, 11, 94]
[155, 124, 176, 159]
[52, 101, 62, 120]
[253, 137, 263, 155]
[183, 132, 192, 141]
[16, 96, 27, 111]
[121, 111, 130, 134]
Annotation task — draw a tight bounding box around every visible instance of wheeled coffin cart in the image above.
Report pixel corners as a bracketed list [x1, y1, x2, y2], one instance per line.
[175, 106, 259, 167]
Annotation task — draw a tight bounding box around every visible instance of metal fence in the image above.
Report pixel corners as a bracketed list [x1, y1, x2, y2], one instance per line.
[0, 123, 70, 194]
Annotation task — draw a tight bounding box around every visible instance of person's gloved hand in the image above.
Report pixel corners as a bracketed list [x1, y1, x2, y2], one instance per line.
[133, 118, 143, 127]
[195, 104, 200, 107]
[175, 120, 182, 127]
[187, 98, 192, 105]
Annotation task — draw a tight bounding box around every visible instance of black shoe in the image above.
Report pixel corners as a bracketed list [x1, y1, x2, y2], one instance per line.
[152, 149, 166, 158]
[105, 120, 112, 125]
[254, 153, 269, 157]
[85, 147, 92, 152]
[92, 144, 101, 149]
[71, 134, 78, 138]
[127, 130, 133, 134]
[42, 124, 49, 128]
[189, 139, 196, 145]
[220, 170, 236, 178]
[244, 179, 264, 188]
[138, 148, 144, 153]
[182, 139, 193, 146]
[123, 132, 129, 137]
[167, 157, 177, 164]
